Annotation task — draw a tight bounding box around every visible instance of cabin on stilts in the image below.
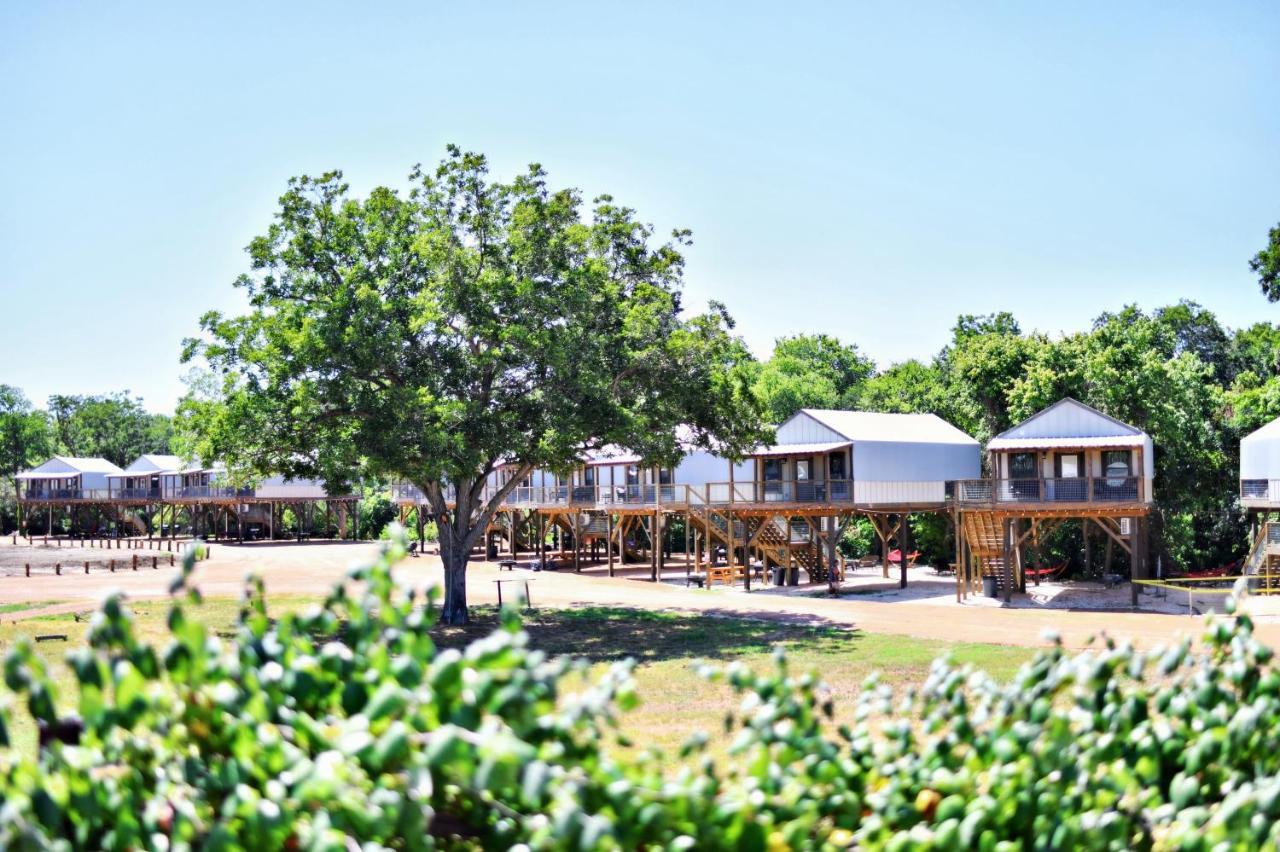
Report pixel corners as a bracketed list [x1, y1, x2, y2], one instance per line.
[16, 454, 358, 543]
[953, 398, 1154, 604]
[697, 409, 980, 590]
[1237, 417, 1280, 587]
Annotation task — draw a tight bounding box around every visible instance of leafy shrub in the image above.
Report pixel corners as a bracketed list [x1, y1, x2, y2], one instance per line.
[3, 533, 1280, 848]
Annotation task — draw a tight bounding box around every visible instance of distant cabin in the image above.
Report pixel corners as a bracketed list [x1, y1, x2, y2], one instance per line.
[108, 454, 185, 499]
[748, 409, 981, 506]
[1240, 417, 1280, 507]
[17, 456, 123, 500]
[984, 398, 1153, 506]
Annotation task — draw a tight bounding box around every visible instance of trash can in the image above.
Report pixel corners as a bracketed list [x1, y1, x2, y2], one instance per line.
[486, 540, 498, 560]
[771, 566, 786, 586]
[983, 574, 999, 598]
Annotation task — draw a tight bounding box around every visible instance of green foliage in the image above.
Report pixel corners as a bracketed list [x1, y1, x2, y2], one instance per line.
[751, 334, 874, 423]
[46, 391, 172, 467]
[1252, 221, 1280, 302]
[0, 385, 53, 497]
[5, 537, 1280, 848]
[182, 147, 769, 623]
[839, 517, 875, 559]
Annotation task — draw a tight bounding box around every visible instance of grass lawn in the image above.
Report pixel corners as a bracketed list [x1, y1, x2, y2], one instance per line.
[0, 599, 1033, 759]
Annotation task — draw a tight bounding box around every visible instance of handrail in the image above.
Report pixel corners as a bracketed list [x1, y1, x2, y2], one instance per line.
[953, 476, 1144, 506]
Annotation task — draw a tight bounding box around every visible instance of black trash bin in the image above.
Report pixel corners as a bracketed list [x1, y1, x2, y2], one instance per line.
[486, 540, 498, 560]
[983, 574, 999, 598]
[770, 566, 786, 586]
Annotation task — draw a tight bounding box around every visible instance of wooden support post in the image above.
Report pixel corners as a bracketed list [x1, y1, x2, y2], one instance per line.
[899, 514, 910, 590]
[827, 515, 840, 595]
[1002, 518, 1013, 603]
[1131, 515, 1142, 607]
[607, 513, 615, 577]
[655, 511, 664, 583]
[954, 510, 963, 603]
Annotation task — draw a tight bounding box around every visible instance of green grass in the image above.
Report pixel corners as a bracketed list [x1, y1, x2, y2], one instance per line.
[0, 601, 1033, 759]
[0, 601, 63, 615]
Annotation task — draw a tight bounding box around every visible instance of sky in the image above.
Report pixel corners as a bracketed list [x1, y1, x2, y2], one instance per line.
[2, 2, 1278, 414]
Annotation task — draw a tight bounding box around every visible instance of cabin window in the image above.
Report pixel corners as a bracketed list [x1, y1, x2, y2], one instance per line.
[1103, 450, 1131, 481]
[828, 452, 846, 480]
[795, 459, 812, 481]
[626, 465, 640, 486]
[658, 468, 672, 485]
[763, 459, 782, 481]
[1008, 453, 1037, 480]
[582, 468, 595, 487]
[1055, 453, 1082, 479]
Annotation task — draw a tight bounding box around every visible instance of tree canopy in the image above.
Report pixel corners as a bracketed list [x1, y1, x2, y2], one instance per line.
[46, 392, 173, 468]
[183, 147, 768, 623]
[1253, 222, 1280, 302]
[0, 386, 53, 498]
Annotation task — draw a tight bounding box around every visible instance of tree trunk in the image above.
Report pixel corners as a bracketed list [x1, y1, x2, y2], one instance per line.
[439, 531, 472, 625]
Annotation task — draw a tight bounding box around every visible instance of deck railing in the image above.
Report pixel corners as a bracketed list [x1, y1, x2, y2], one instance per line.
[954, 476, 1143, 506]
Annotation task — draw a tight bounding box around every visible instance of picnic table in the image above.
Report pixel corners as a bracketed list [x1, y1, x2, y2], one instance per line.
[494, 578, 534, 609]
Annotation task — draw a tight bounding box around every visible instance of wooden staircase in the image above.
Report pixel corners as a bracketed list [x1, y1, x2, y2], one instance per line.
[1244, 522, 1280, 592]
[962, 511, 1016, 595]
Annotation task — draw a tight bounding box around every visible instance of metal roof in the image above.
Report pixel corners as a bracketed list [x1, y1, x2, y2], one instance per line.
[18, 456, 123, 477]
[987, 435, 1148, 451]
[753, 440, 852, 457]
[115, 454, 185, 475]
[799, 410, 979, 446]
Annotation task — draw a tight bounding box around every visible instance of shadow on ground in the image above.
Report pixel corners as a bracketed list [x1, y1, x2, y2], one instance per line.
[431, 605, 860, 663]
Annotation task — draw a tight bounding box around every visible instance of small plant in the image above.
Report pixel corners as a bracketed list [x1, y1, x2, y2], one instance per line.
[2, 537, 1280, 848]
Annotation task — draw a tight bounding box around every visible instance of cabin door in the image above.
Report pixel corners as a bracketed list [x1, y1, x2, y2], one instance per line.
[763, 458, 783, 501]
[1052, 453, 1085, 502]
[828, 452, 848, 500]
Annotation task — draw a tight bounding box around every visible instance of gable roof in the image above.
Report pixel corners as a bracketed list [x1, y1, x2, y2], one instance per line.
[16, 456, 124, 478]
[797, 409, 979, 446]
[1243, 416, 1280, 445]
[988, 398, 1146, 450]
[116, 454, 185, 475]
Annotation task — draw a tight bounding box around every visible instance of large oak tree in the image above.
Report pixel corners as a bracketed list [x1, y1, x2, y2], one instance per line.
[184, 148, 767, 623]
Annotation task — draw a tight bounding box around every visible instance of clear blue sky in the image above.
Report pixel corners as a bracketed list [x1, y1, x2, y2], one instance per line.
[2, 2, 1278, 413]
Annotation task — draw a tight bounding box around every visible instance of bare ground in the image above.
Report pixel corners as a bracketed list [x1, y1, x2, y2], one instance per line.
[0, 540, 1270, 650]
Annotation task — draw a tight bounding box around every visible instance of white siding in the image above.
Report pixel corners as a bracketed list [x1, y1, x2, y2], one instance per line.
[999, 399, 1140, 440]
[1242, 419, 1280, 480]
[851, 440, 980, 482]
[774, 412, 847, 445]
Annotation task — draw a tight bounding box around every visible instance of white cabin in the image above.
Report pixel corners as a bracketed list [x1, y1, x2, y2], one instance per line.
[17, 457, 124, 500]
[750, 409, 980, 505]
[1240, 417, 1280, 507]
[986, 398, 1154, 505]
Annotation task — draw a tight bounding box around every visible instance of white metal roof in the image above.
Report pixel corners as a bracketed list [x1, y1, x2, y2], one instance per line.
[753, 440, 852, 457]
[114, 454, 185, 475]
[17, 456, 123, 478]
[799, 410, 980, 446]
[988, 435, 1148, 451]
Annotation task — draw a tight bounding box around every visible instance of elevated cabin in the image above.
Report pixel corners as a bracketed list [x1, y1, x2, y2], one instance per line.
[1241, 417, 1280, 509]
[108, 454, 184, 499]
[962, 398, 1153, 510]
[741, 409, 980, 508]
[16, 457, 123, 501]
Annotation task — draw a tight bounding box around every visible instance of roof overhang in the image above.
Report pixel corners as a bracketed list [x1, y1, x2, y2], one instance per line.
[988, 435, 1147, 451]
[16, 470, 81, 480]
[752, 440, 852, 458]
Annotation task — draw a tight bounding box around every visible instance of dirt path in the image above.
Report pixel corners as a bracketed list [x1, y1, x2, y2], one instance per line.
[0, 541, 1262, 650]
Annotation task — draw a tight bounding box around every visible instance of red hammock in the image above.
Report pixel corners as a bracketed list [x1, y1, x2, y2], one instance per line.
[1025, 562, 1067, 580]
[886, 549, 920, 564]
[1179, 561, 1237, 579]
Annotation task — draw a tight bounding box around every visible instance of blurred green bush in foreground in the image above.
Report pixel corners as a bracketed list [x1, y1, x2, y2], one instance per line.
[2, 529, 1278, 850]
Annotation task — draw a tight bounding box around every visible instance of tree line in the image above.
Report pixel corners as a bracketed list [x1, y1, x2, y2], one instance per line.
[0, 388, 174, 501]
